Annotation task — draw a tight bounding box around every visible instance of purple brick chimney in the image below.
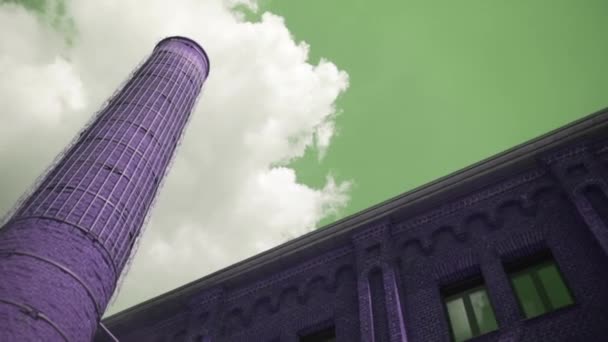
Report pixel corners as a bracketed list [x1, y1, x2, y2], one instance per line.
[0, 36, 209, 341]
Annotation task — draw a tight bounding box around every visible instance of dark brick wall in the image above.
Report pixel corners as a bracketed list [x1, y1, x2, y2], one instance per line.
[99, 139, 608, 342]
[395, 176, 608, 342]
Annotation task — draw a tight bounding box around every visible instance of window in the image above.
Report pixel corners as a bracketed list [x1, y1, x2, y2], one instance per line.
[443, 283, 498, 342]
[508, 256, 574, 319]
[300, 326, 336, 342]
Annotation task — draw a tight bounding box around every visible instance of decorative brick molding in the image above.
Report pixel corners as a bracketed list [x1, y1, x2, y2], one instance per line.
[394, 169, 545, 235]
[226, 246, 353, 303]
[393, 181, 556, 264]
[186, 287, 224, 340]
[542, 144, 608, 256]
[432, 252, 480, 286]
[494, 231, 546, 262]
[216, 247, 356, 334]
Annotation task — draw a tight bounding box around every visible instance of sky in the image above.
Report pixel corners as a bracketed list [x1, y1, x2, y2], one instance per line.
[266, 0, 608, 226]
[0, 0, 607, 316]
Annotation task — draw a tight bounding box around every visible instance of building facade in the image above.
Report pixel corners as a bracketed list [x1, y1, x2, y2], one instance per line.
[97, 109, 608, 341]
[0, 37, 209, 341]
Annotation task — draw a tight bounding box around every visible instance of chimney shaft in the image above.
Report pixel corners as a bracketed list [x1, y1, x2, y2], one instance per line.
[0, 36, 209, 341]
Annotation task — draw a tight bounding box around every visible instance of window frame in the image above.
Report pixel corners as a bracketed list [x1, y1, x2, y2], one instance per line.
[505, 252, 575, 319]
[441, 277, 499, 342]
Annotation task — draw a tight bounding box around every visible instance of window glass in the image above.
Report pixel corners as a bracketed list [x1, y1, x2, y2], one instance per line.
[511, 273, 545, 318]
[446, 297, 472, 342]
[537, 263, 574, 309]
[509, 258, 574, 319]
[300, 326, 336, 342]
[469, 289, 498, 334]
[444, 284, 497, 342]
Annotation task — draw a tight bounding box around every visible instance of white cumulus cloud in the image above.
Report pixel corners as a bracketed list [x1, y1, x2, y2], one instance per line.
[0, 0, 351, 315]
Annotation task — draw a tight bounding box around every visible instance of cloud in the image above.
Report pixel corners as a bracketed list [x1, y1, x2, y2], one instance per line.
[0, 0, 350, 315]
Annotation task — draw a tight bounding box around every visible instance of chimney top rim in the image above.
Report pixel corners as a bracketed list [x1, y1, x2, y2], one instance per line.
[156, 36, 210, 78]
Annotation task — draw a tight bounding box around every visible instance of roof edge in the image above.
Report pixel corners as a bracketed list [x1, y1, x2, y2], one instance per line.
[102, 105, 608, 325]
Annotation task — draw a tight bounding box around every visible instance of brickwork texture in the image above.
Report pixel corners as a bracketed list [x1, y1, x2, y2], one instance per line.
[0, 36, 209, 341]
[98, 114, 608, 341]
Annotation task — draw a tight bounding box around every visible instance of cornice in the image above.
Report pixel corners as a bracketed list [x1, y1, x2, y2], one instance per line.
[101, 106, 608, 328]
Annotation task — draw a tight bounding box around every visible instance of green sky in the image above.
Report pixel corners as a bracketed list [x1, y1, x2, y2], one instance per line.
[261, 0, 608, 227]
[5, 0, 608, 228]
